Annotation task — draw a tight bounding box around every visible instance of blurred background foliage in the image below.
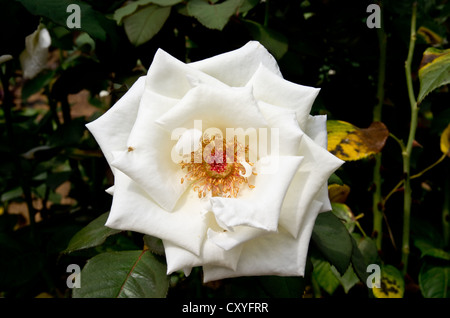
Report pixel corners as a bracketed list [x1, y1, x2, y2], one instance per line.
[0, 0, 449, 298]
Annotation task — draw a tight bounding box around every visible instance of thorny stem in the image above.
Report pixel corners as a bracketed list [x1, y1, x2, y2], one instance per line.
[402, 1, 418, 276]
[372, 1, 387, 251]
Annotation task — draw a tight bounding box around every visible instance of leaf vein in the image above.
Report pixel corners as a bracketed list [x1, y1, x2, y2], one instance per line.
[116, 250, 147, 298]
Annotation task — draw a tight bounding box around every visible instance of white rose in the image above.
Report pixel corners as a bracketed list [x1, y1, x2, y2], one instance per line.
[86, 41, 343, 282]
[19, 26, 51, 79]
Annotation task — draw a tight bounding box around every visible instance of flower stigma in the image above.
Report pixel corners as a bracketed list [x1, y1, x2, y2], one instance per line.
[179, 135, 256, 198]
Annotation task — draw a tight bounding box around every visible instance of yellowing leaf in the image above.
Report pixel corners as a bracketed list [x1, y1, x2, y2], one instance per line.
[418, 48, 450, 103]
[373, 265, 404, 298]
[417, 26, 444, 45]
[441, 124, 450, 157]
[327, 121, 389, 161]
[328, 184, 350, 203]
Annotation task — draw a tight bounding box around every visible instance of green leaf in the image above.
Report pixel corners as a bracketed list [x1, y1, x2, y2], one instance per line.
[418, 48, 450, 103]
[312, 249, 360, 295]
[114, 0, 181, 25]
[328, 173, 344, 186]
[148, 0, 183, 5]
[123, 4, 171, 46]
[114, 0, 152, 25]
[72, 250, 169, 298]
[239, 0, 259, 13]
[331, 202, 355, 232]
[330, 263, 360, 294]
[187, 0, 243, 30]
[311, 257, 340, 295]
[63, 212, 120, 254]
[350, 235, 375, 284]
[414, 239, 450, 261]
[242, 19, 288, 60]
[1, 187, 23, 202]
[353, 234, 379, 266]
[419, 262, 450, 298]
[311, 211, 353, 275]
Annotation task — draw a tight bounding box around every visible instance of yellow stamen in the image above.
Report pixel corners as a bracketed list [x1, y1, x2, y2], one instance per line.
[179, 135, 256, 198]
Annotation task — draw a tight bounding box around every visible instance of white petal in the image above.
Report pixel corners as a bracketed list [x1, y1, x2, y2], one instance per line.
[305, 115, 328, 149]
[106, 168, 207, 256]
[303, 115, 333, 213]
[207, 226, 268, 251]
[86, 76, 146, 169]
[20, 27, 51, 79]
[257, 101, 303, 156]
[248, 64, 320, 130]
[164, 238, 243, 275]
[155, 84, 268, 134]
[316, 182, 333, 213]
[189, 41, 281, 87]
[210, 156, 303, 232]
[111, 91, 186, 212]
[279, 134, 344, 238]
[145, 49, 227, 99]
[202, 216, 318, 282]
[105, 186, 114, 195]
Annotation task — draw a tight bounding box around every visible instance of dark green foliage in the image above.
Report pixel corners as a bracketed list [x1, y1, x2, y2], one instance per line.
[0, 0, 449, 298]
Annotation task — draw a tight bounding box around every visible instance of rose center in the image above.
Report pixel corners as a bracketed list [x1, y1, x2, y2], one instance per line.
[179, 136, 255, 198]
[204, 150, 233, 178]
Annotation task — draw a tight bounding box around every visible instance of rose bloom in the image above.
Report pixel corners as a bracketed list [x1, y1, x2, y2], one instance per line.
[86, 41, 343, 282]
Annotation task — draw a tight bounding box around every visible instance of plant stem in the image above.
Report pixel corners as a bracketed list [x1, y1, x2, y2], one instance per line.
[372, 1, 387, 251]
[443, 165, 450, 248]
[372, 155, 383, 249]
[402, 2, 418, 276]
[264, 0, 269, 27]
[382, 152, 446, 207]
[410, 152, 447, 179]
